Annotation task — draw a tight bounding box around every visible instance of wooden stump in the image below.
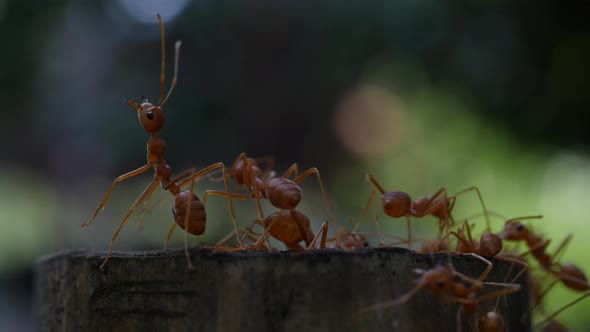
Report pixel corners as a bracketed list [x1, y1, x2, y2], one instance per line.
[34, 247, 530, 332]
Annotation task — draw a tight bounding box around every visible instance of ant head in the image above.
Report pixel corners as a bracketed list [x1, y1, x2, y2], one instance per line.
[381, 191, 411, 218]
[499, 220, 528, 241]
[235, 158, 261, 186]
[124, 98, 166, 133]
[478, 233, 503, 256]
[422, 265, 452, 293]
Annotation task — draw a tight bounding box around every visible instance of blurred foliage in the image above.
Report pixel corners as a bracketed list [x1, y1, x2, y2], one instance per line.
[1, 0, 590, 330]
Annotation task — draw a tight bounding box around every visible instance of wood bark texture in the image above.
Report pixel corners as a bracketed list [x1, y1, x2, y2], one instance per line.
[34, 247, 529, 332]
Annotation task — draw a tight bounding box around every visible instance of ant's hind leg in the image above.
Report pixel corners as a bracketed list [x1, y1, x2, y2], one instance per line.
[99, 180, 159, 270]
[292, 168, 337, 236]
[83, 164, 152, 227]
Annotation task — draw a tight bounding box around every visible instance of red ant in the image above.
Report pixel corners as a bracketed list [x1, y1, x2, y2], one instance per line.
[205, 153, 338, 248]
[82, 15, 240, 270]
[262, 215, 369, 251]
[499, 216, 590, 328]
[357, 253, 520, 331]
[448, 220, 529, 279]
[364, 174, 490, 247]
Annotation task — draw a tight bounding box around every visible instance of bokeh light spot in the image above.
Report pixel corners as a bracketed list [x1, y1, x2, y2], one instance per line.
[333, 85, 407, 159]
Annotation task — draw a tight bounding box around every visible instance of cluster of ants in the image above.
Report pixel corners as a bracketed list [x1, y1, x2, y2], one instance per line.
[82, 15, 588, 332]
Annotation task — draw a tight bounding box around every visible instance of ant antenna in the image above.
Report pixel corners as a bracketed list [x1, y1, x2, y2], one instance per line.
[157, 14, 166, 105]
[155, 14, 181, 108]
[161, 41, 181, 107]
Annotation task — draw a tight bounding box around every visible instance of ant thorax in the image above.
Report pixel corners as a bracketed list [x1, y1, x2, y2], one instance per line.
[147, 135, 166, 164]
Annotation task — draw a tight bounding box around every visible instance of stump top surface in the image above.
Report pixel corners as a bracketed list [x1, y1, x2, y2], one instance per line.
[35, 247, 529, 332]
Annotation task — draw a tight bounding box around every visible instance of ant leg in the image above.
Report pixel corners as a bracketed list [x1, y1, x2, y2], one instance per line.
[495, 255, 529, 283]
[201, 190, 253, 204]
[99, 180, 159, 270]
[453, 186, 491, 233]
[205, 153, 248, 187]
[453, 253, 493, 283]
[534, 291, 590, 329]
[354, 189, 387, 245]
[252, 214, 281, 249]
[475, 281, 521, 303]
[135, 183, 160, 230]
[182, 167, 199, 270]
[414, 188, 452, 238]
[175, 163, 243, 246]
[521, 276, 561, 323]
[216, 228, 251, 246]
[355, 282, 425, 316]
[551, 234, 573, 265]
[308, 221, 329, 249]
[448, 230, 470, 251]
[406, 215, 412, 248]
[83, 164, 152, 227]
[518, 238, 551, 259]
[212, 155, 266, 225]
[202, 190, 252, 246]
[365, 174, 387, 195]
[282, 163, 300, 179]
[164, 221, 176, 248]
[492, 255, 529, 313]
[237, 219, 265, 245]
[292, 167, 337, 240]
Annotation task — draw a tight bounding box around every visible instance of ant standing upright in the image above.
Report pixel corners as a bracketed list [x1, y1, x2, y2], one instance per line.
[82, 15, 240, 270]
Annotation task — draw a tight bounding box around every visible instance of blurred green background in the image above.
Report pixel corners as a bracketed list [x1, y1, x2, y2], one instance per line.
[1, 0, 590, 330]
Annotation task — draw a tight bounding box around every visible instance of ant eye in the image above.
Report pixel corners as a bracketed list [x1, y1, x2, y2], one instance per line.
[516, 224, 525, 231]
[436, 280, 445, 288]
[146, 112, 155, 120]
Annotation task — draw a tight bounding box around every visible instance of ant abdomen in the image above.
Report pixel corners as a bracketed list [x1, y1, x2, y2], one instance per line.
[265, 178, 303, 209]
[264, 210, 313, 247]
[559, 263, 589, 291]
[381, 191, 411, 218]
[478, 311, 506, 332]
[478, 233, 503, 257]
[172, 191, 206, 236]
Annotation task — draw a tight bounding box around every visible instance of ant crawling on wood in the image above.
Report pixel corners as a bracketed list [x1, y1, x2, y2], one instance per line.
[499, 216, 590, 328]
[364, 174, 490, 248]
[82, 15, 240, 270]
[205, 152, 338, 249]
[357, 254, 521, 332]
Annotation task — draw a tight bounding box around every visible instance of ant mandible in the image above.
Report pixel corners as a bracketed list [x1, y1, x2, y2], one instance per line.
[82, 15, 240, 270]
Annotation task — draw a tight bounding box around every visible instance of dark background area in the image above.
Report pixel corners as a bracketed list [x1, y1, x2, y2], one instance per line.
[1, 0, 589, 330]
